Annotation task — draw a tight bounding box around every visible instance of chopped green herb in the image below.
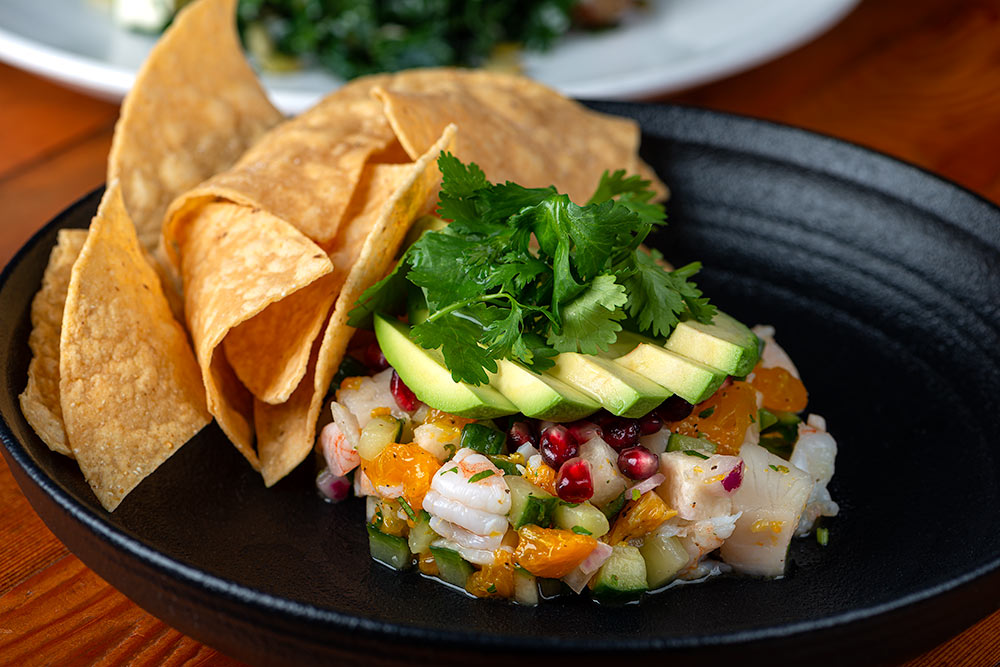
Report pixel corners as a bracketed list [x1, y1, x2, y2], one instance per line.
[488, 455, 523, 476]
[768, 464, 790, 474]
[469, 470, 496, 484]
[443, 466, 459, 475]
[816, 527, 829, 547]
[349, 154, 714, 385]
[397, 497, 416, 522]
[631, 488, 641, 501]
[443, 443, 458, 461]
[698, 406, 716, 419]
[749, 413, 756, 423]
[601, 492, 627, 520]
[513, 565, 531, 575]
[683, 449, 710, 460]
[487, 583, 497, 593]
[571, 525, 592, 536]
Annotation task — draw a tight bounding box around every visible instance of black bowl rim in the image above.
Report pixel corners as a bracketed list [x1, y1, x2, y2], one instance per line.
[2, 103, 999, 655]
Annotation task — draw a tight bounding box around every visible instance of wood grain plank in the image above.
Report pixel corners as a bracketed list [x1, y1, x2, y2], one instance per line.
[0, 64, 118, 180]
[903, 608, 1000, 667]
[0, 126, 113, 267]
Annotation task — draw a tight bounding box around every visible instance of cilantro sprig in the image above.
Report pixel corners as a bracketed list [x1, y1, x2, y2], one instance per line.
[349, 153, 715, 385]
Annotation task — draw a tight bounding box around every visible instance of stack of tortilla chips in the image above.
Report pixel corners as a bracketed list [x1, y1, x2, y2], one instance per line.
[19, 0, 667, 510]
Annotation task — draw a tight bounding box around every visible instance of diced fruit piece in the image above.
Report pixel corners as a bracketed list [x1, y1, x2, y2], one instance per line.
[540, 425, 579, 469]
[578, 437, 629, 508]
[365, 442, 440, 509]
[429, 546, 475, 588]
[513, 524, 598, 579]
[506, 476, 558, 529]
[657, 451, 742, 521]
[640, 531, 690, 588]
[523, 459, 558, 495]
[390, 370, 420, 411]
[658, 395, 694, 422]
[617, 446, 659, 480]
[374, 314, 518, 419]
[607, 491, 675, 544]
[489, 359, 600, 421]
[639, 412, 663, 435]
[663, 310, 760, 377]
[590, 544, 647, 597]
[601, 417, 640, 451]
[546, 352, 671, 418]
[364, 342, 389, 371]
[371, 498, 408, 536]
[466, 549, 515, 598]
[513, 568, 539, 606]
[460, 422, 507, 455]
[613, 335, 727, 404]
[408, 511, 437, 555]
[555, 457, 594, 503]
[666, 381, 759, 455]
[750, 365, 808, 413]
[567, 419, 602, 444]
[666, 433, 717, 454]
[553, 501, 610, 538]
[719, 443, 814, 576]
[367, 524, 412, 571]
[356, 415, 403, 461]
[507, 421, 537, 449]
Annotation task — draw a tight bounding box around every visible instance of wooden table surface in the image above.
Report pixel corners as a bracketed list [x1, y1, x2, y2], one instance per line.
[1, 0, 999, 664]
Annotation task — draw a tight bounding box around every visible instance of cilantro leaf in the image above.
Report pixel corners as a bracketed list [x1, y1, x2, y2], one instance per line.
[587, 169, 665, 227]
[547, 274, 627, 354]
[616, 248, 686, 337]
[347, 255, 410, 328]
[410, 312, 497, 385]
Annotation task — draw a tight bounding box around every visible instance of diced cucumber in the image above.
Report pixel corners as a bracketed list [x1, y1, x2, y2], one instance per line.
[759, 410, 801, 459]
[460, 422, 507, 455]
[553, 502, 610, 538]
[408, 510, 437, 555]
[506, 476, 558, 529]
[429, 546, 475, 588]
[513, 568, 539, 606]
[666, 432, 717, 454]
[488, 455, 522, 476]
[639, 532, 690, 588]
[357, 415, 403, 460]
[758, 408, 779, 431]
[367, 523, 412, 571]
[591, 544, 647, 598]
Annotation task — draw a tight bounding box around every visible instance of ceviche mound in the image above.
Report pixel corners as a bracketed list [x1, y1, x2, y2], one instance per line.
[17, 0, 838, 602]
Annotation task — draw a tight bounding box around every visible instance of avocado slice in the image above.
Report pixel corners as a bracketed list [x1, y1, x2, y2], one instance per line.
[374, 314, 518, 419]
[663, 311, 760, 377]
[611, 334, 726, 404]
[545, 352, 671, 418]
[489, 359, 600, 422]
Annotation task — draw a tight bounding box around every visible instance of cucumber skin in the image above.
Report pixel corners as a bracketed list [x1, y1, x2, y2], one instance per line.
[591, 545, 647, 598]
[429, 546, 475, 588]
[506, 477, 558, 529]
[367, 524, 412, 571]
[460, 422, 507, 455]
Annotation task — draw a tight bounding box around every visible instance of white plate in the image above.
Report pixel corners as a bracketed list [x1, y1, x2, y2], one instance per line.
[0, 0, 857, 114]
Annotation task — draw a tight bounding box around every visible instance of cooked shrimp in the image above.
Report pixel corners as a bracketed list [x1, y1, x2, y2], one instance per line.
[428, 448, 511, 514]
[319, 422, 359, 477]
[428, 515, 505, 551]
[791, 414, 839, 535]
[423, 490, 509, 537]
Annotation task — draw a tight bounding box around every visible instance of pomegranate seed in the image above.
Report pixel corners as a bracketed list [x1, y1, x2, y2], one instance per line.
[639, 411, 663, 435]
[602, 417, 640, 451]
[390, 370, 420, 411]
[364, 342, 389, 371]
[539, 425, 579, 469]
[617, 446, 659, 480]
[567, 419, 602, 444]
[658, 395, 694, 422]
[508, 421, 538, 449]
[556, 457, 594, 503]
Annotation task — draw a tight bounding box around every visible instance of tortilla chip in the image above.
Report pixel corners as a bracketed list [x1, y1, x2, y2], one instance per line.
[222, 271, 338, 405]
[180, 202, 334, 467]
[372, 68, 668, 204]
[19, 229, 88, 457]
[162, 74, 398, 267]
[107, 0, 282, 255]
[253, 126, 456, 487]
[58, 183, 211, 511]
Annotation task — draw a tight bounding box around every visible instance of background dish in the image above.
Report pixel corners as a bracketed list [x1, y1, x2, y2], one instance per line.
[0, 0, 858, 114]
[1, 104, 998, 665]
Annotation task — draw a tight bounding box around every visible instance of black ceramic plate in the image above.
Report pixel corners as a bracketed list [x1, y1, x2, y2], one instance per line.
[2, 104, 998, 667]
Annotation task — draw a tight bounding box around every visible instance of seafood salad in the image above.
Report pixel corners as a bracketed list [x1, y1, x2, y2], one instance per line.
[314, 155, 840, 603]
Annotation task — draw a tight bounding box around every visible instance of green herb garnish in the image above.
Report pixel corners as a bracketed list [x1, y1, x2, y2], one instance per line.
[816, 527, 829, 547]
[698, 406, 716, 419]
[683, 449, 710, 460]
[768, 464, 790, 473]
[350, 154, 714, 385]
[469, 470, 496, 483]
[571, 525, 592, 535]
[631, 488, 641, 501]
[397, 497, 416, 522]
[487, 583, 497, 593]
[443, 466, 459, 475]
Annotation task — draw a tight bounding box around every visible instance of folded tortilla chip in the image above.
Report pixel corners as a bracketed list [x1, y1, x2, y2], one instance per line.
[254, 126, 457, 487]
[19, 229, 88, 458]
[162, 74, 399, 267]
[180, 202, 334, 467]
[59, 183, 211, 511]
[108, 0, 282, 256]
[372, 68, 668, 203]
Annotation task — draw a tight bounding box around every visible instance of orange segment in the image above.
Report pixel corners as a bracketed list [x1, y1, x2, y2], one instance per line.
[364, 442, 440, 509]
[513, 525, 597, 579]
[749, 365, 808, 413]
[607, 491, 676, 545]
[666, 381, 758, 455]
[523, 462, 557, 495]
[466, 549, 515, 599]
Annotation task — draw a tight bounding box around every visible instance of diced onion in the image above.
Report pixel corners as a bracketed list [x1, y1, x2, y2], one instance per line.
[627, 472, 665, 498]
